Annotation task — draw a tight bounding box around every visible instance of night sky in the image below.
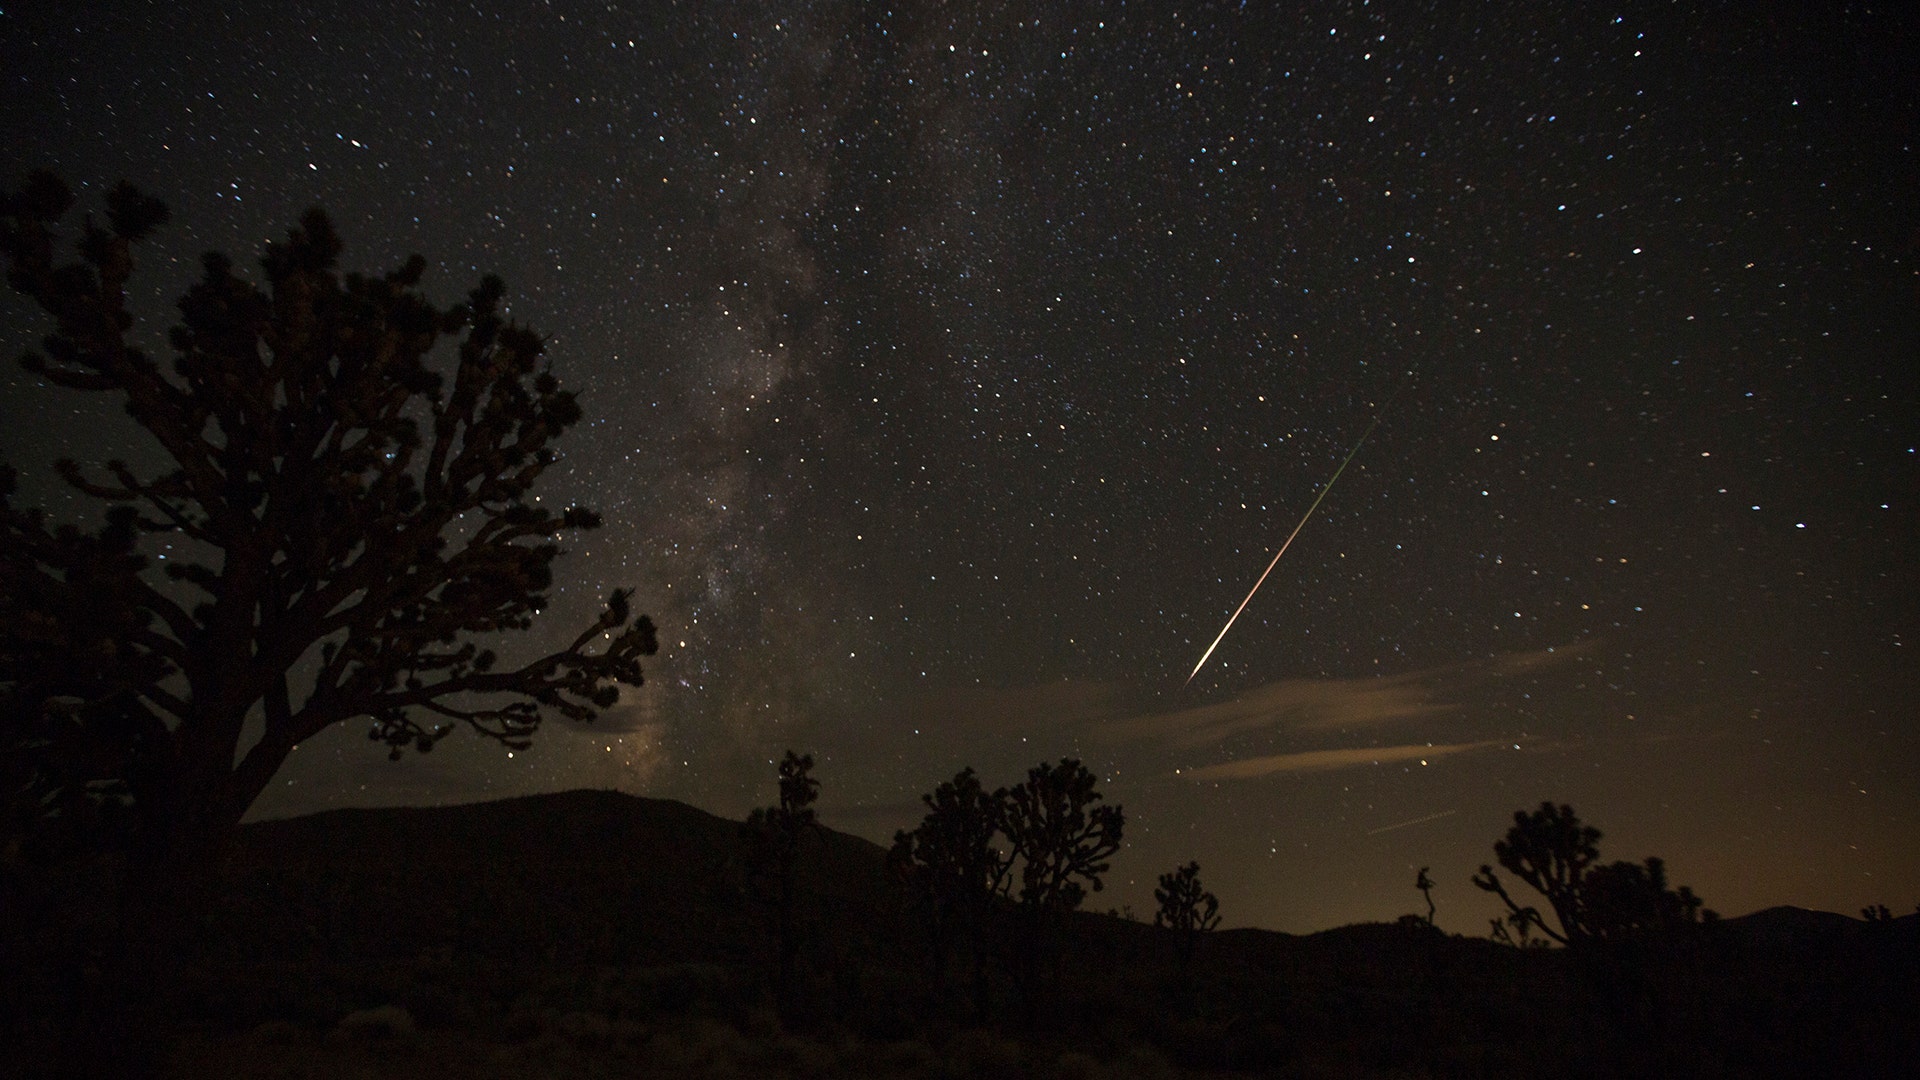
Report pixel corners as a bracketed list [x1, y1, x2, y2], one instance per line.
[3, 1, 1915, 934]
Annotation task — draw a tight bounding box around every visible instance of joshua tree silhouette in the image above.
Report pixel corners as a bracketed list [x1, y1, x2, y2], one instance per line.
[889, 766, 1010, 1010]
[743, 751, 820, 1008]
[1154, 860, 1220, 1010]
[1472, 802, 1713, 946]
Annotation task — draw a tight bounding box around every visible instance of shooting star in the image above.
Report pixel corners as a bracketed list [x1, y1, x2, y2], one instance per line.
[1186, 408, 1388, 685]
[1366, 809, 1458, 836]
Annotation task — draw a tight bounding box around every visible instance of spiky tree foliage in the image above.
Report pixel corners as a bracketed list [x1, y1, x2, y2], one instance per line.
[889, 766, 1010, 1002]
[1471, 802, 1600, 946]
[1154, 860, 1220, 936]
[1154, 860, 1220, 979]
[743, 751, 819, 1005]
[1000, 757, 1124, 913]
[1473, 802, 1714, 946]
[997, 758, 1124, 1011]
[1415, 866, 1437, 926]
[1579, 856, 1713, 939]
[0, 173, 658, 868]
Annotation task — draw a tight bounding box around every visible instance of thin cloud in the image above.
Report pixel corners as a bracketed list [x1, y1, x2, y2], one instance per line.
[1102, 644, 1588, 748]
[1101, 670, 1449, 747]
[1180, 739, 1507, 780]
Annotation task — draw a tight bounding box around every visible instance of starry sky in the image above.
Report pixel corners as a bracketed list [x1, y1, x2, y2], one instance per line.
[3, 0, 1915, 934]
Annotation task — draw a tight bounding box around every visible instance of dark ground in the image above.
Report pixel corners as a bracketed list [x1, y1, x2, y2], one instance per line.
[4, 789, 1915, 1078]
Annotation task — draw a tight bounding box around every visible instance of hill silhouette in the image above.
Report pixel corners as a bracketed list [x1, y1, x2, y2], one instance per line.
[8, 789, 1916, 1078]
[222, 789, 899, 971]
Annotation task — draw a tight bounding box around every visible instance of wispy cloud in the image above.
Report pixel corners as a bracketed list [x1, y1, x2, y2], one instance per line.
[817, 645, 1584, 790]
[1100, 644, 1586, 750]
[1101, 670, 1451, 747]
[1179, 740, 1507, 780]
[1080, 644, 1587, 781]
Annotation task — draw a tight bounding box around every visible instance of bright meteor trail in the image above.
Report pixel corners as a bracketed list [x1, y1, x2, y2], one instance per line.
[1186, 408, 1389, 685]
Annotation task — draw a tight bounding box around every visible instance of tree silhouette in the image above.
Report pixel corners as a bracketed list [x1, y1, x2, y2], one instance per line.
[889, 766, 1010, 1009]
[743, 750, 819, 1007]
[1470, 802, 1598, 946]
[0, 174, 656, 872]
[1154, 860, 1220, 945]
[1473, 802, 1714, 946]
[1000, 758, 1125, 913]
[998, 758, 1124, 1009]
[1580, 856, 1712, 940]
[1, 172, 659, 1077]
[1415, 866, 1436, 926]
[1154, 860, 1219, 1009]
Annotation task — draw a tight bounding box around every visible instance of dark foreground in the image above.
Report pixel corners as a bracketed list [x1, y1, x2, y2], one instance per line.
[5, 790, 1915, 1078]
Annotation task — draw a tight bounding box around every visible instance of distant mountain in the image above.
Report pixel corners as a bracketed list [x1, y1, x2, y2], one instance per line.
[1724, 904, 1885, 940]
[223, 788, 902, 969]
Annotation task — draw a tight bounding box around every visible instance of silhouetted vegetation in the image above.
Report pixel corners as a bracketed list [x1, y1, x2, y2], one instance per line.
[0, 788, 1900, 1080]
[1415, 865, 1437, 926]
[998, 758, 1125, 1013]
[1472, 801, 1715, 947]
[742, 751, 819, 1010]
[0, 174, 655, 1075]
[1154, 861, 1220, 958]
[1470, 802, 1733, 1073]
[1153, 860, 1219, 1011]
[999, 758, 1125, 915]
[3, 779, 1915, 1078]
[1, 174, 654, 869]
[886, 758, 1128, 1020]
[888, 766, 1009, 1013]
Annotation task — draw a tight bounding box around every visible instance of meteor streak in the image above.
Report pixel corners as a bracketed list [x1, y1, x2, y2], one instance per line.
[1366, 809, 1458, 836]
[1186, 408, 1388, 684]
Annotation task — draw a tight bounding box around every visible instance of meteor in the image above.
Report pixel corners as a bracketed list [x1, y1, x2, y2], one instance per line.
[1366, 809, 1458, 836]
[1185, 407, 1388, 685]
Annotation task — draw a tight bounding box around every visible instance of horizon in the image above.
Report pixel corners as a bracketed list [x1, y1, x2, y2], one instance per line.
[241, 771, 1910, 937]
